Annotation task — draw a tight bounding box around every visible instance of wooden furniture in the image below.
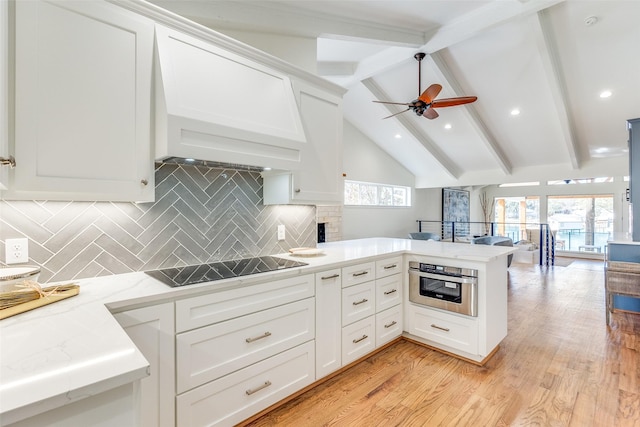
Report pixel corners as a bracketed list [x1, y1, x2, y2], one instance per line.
[604, 260, 640, 325]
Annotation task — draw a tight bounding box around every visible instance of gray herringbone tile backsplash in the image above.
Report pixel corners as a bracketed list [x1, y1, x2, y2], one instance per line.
[0, 163, 316, 283]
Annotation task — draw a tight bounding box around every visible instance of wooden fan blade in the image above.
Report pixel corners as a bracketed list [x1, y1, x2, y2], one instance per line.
[373, 100, 413, 106]
[423, 108, 439, 120]
[418, 84, 442, 104]
[382, 108, 411, 119]
[430, 96, 477, 108]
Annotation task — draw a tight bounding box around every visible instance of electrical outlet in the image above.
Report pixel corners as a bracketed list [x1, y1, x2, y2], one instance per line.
[5, 238, 29, 264]
[277, 225, 286, 241]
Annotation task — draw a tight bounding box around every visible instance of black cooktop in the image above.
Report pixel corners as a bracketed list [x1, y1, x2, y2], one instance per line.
[145, 256, 308, 287]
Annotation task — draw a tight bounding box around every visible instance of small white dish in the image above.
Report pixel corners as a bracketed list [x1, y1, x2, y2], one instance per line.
[288, 247, 325, 257]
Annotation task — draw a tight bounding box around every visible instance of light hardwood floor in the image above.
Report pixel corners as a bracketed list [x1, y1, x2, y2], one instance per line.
[245, 259, 640, 426]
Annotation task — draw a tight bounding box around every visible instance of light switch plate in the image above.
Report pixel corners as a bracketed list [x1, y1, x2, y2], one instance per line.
[277, 225, 286, 241]
[5, 238, 29, 264]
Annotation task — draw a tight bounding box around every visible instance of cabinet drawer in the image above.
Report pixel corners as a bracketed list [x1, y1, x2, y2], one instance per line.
[376, 306, 403, 347]
[376, 274, 402, 312]
[342, 316, 375, 365]
[176, 341, 315, 427]
[176, 298, 314, 393]
[375, 256, 402, 278]
[176, 274, 314, 332]
[342, 262, 375, 288]
[407, 304, 478, 354]
[342, 281, 375, 326]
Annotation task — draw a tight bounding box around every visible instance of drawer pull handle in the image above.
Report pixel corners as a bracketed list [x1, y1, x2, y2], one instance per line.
[352, 271, 369, 277]
[384, 289, 397, 295]
[430, 324, 450, 332]
[246, 381, 272, 395]
[384, 320, 397, 329]
[246, 332, 272, 343]
[383, 264, 397, 270]
[352, 298, 368, 306]
[353, 334, 368, 344]
[321, 274, 340, 280]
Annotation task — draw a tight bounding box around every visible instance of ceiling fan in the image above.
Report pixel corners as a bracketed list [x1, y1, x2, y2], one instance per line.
[373, 52, 477, 120]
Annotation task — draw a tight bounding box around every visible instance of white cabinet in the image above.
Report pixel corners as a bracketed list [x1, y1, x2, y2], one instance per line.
[341, 281, 375, 326]
[0, 0, 9, 190]
[6, 0, 154, 201]
[406, 304, 478, 355]
[376, 305, 403, 347]
[315, 268, 342, 379]
[375, 256, 402, 278]
[175, 274, 314, 332]
[263, 81, 343, 205]
[375, 274, 402, 312]
[176, 341, 315, 427]
[341, 316, 375, 365]
[338, 257, 402, 366]
[175, 274, 316, 426]
[341, 262, 375, 288]
[176, 298, 314, 393]
[113, 303, 175, 427]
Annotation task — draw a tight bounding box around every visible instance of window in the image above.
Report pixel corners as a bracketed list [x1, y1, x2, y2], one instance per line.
[547, 195, 613, 252]
[493, 196, 540, 242]
[344, 180, 411, 206]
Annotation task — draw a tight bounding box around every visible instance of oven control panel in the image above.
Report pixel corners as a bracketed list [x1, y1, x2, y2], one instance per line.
[409, 262, 477, 278]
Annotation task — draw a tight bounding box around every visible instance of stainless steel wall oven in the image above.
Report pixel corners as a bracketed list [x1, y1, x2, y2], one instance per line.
[408, 261, 478, 317]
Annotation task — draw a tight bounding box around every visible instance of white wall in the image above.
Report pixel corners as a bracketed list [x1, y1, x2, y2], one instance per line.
[342, 121, 441, 239]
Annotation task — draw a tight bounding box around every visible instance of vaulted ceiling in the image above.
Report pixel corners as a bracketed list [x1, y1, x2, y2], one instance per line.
[148, 0, 640, 188]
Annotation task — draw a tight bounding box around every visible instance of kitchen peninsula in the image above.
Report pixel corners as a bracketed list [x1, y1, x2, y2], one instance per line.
[0, 238, 515, 427]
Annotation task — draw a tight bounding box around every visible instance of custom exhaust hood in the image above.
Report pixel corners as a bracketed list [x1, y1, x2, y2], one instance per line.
[154, 25, 307, 171]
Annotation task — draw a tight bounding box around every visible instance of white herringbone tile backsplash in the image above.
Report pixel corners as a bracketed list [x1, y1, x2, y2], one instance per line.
[0, 163, 316, 283]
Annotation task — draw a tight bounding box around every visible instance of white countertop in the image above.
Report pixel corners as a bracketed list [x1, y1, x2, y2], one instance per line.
[0, 238, 515, 424]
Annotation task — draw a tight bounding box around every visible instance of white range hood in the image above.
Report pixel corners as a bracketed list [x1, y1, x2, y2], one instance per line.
[154, 25, 306, 170]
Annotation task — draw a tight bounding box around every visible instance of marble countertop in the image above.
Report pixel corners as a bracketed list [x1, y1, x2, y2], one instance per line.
[0, 238, 515, 424]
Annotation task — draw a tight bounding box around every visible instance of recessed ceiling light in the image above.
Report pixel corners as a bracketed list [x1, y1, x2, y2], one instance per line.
[444, 123, 452, 130]
[510, 108, 520, 116]
[263, 167, 272, 171]
[600, 90, 612, 98]
[394, 134, 402, 139]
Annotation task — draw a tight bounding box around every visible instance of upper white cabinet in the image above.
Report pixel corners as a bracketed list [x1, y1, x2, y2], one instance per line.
[154, 25, 307, 171]
[4, 0, 154, 201]
[263, 80, 343, 205]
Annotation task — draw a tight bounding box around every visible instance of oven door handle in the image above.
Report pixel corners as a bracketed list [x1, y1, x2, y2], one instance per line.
[408, 269, 477, 285]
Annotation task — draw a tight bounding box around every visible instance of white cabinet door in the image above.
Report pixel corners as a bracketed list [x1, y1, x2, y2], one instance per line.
[341, 316, 375, 365]
[176, 298, 314, 393]
[315, 268, 342, 378]
[342, 262, 375, 288]
[7, 0, 154, 201]
[375, 306, 403, 347]
[341, 281, 375, 326]
[113, 303, 175, 427]
[263, 81, 343, 204]
[0, 0, 9, 190]
[407, 304, 478, 355]
[375, 274, 402, 312]
[177, 342, 315, 427]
